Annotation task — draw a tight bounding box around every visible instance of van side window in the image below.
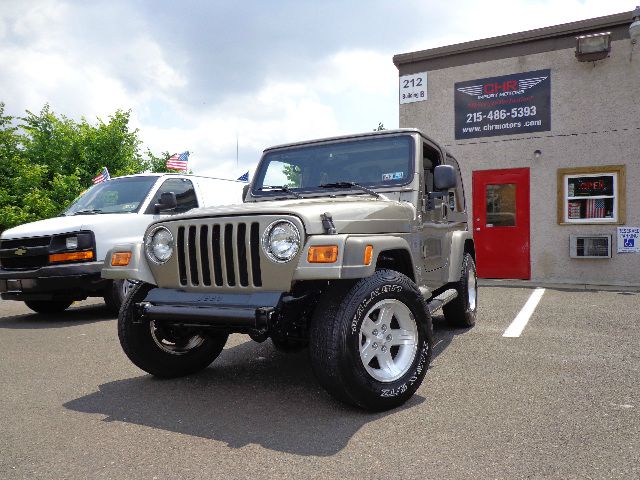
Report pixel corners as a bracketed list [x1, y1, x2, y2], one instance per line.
[151, 178, 198, 214]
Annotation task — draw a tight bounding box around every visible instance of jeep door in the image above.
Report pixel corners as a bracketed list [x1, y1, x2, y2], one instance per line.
[419, 143, 463, 288]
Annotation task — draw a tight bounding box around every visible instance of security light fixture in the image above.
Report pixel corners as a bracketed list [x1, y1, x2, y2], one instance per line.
[630, 6, 640, 44]
[575, 32, 611, 61]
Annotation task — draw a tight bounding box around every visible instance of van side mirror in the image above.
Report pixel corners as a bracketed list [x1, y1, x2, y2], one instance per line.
[154, 192, 177, 213]
[242, 184, 250, 202]
[434, 165, 457, 190]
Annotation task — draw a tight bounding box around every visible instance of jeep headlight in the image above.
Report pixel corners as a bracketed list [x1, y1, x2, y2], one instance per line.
[262, 220, 301, 263]
[145, 226, 174, 264]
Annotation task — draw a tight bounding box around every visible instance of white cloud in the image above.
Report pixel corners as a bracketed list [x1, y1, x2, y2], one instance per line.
[1, 0, 635, 182]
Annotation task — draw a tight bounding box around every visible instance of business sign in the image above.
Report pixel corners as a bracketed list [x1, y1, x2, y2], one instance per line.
[399, 72, 427, 104]
[568, 175, 614, 197]
[617, 227, 640, 253]
[454, 69, 551, 140]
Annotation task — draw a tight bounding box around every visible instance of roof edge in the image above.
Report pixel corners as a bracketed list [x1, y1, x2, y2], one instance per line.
[393, 10, 633, 67]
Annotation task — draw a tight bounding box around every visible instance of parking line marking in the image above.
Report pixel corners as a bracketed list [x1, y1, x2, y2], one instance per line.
[503, 288, 545, 338]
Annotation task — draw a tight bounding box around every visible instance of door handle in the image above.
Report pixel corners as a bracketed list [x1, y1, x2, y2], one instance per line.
[475, 227, 480, 231]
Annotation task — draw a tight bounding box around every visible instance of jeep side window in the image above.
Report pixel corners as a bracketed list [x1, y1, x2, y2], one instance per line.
[148, 178, 198, 214]
[446, 155, 466, 212]
[422, 142, 440, 210]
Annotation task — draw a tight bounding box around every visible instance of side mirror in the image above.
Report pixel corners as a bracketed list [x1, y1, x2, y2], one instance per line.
[154, 192, 177, 213]
[434, 165, 457, 190]
[242, 184, 250, 202]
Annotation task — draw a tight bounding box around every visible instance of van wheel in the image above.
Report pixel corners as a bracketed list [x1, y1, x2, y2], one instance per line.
[443, 253, 477, 327]
[24, 300, 73, 314]
[104, 279, 136, 314]
[309, 269, 432, 411]
[118, 282, 228, 378]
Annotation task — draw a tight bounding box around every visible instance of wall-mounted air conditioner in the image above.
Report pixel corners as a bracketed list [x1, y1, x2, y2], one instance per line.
[569, 234, 612, 258]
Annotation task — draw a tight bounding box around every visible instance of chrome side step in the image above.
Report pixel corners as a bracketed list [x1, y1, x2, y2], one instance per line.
[427, 288, 458, 315]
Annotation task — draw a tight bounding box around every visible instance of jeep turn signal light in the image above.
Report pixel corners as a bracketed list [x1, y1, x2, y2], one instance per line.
[308, 245, 338, 263]
[49, 251, 94, 263]
[364, 245, 373, 265]
[111, 252, 132, 267]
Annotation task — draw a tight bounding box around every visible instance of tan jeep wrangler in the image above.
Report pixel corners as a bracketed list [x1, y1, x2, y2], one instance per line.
[103, 129, 477, 411]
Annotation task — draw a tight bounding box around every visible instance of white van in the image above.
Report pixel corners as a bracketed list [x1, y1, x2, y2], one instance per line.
[0, 173, 245, 314]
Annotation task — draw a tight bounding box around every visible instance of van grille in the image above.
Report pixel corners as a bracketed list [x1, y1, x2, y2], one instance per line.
[0, 236, 52, 270]
[176, 222, 262, 288]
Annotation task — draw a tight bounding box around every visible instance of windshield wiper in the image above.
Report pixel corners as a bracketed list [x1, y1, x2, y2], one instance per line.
[258, 185, 304, 199]
[319, 181, 381, 199]
[73, 209, 103, 215]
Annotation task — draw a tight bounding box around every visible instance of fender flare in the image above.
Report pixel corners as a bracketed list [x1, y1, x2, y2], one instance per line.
[101, 242, 157, 285]
[446, 231, 474, 283]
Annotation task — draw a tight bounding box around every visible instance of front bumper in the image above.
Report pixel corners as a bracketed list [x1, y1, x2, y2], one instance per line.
[138, 288, 284, 333]
[0, 262, 107, 301]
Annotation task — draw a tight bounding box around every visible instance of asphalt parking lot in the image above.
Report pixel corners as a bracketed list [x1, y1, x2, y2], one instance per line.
[1, 286, 638, 480]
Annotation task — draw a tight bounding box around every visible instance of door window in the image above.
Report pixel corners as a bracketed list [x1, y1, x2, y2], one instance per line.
[485, 184, 516, 227]
[148, 178, 198, 214]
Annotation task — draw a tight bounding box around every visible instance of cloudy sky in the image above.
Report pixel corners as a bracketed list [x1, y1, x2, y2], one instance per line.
[0, 0, 634, 178]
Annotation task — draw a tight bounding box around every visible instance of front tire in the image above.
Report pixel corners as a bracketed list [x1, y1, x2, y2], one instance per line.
[309, 270, 432, 411]
[443, 253, 478, 328]
[118, 282, 228, 378]
[24, 299, 73, 314]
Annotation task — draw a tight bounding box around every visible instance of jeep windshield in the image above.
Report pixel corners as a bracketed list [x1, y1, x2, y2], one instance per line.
[63, 176, 158, 215]
[252, 135, 413, 198]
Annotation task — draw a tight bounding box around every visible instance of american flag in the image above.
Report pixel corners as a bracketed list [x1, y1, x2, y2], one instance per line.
[586, 198, 605, 218]
[92, 166, 110, 184]
[166, 151, 189, 171]
[237, 171, 249, 182]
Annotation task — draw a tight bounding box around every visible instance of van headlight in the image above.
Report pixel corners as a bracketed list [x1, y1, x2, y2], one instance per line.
[262, 220, 301, 263]
[145, 226, 174, 264]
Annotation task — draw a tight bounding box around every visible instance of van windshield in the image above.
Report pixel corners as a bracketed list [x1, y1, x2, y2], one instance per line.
[252, 135, 413, 197]
[63, 176, 158, 215]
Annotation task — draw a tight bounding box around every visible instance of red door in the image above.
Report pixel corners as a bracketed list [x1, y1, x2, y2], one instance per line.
[472, 168, 530, 279]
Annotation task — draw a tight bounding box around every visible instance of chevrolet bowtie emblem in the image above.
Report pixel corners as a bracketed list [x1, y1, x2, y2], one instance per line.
[14, 247, 27, 256]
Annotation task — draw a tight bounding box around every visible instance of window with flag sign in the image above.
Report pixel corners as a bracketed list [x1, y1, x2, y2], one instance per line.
[557, 165, 626, 224]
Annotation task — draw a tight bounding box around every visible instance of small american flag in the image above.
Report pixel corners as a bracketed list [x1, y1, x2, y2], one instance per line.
[237, 171, 249, 182]
[586, 198, 605, 218]
[166, 151, 189, 171]
[92, 166, 110, 184]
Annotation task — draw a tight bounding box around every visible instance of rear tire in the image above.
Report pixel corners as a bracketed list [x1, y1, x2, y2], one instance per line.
[118, 282, 228, 378]
[309, 270, 432, 411]
[443, 253, 478, 327]
[24, 300, 73, 314]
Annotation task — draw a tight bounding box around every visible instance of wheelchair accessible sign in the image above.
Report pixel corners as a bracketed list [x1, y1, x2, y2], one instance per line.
[617, 227, 640, 253]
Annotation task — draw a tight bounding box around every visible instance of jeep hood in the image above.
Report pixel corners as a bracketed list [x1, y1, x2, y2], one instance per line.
[167, 197, 416, 235]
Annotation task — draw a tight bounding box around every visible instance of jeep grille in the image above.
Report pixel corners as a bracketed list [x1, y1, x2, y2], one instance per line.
[176, 222, 262, 288]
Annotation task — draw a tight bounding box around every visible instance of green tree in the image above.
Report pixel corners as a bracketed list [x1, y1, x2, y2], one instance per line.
[0, 103, 168, 232]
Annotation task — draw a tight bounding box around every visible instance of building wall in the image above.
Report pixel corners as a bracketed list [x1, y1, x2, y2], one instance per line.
[399, 38, 640, 286]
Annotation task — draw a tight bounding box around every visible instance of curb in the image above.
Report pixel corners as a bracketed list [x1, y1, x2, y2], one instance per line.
[477, 279, 640, 293]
